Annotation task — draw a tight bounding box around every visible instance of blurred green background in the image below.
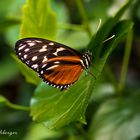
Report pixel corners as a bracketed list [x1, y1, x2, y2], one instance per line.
[0, 0, 140, 140]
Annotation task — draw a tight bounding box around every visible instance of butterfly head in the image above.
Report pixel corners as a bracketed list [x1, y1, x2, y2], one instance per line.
[81, 50, 92, 69]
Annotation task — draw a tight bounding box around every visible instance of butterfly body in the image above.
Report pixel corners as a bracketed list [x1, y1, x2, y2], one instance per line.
[15, 38, 92, 90]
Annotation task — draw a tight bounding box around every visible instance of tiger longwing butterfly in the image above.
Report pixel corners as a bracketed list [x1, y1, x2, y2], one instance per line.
[15, 38, 92, 91]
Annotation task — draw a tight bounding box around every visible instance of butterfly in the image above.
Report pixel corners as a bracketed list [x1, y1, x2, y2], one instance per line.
[15, 38, 92, 91]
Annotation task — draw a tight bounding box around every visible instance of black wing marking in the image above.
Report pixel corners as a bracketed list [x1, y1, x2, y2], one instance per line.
[15, 37, 82, 72]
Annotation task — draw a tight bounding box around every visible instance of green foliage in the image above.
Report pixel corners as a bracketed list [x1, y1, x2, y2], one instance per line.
[30, 75, 90, 129]
[20, 0, 57, 39]
[30, 0, 133, 129]
[89, 94, 140, 140]
[30, 20, 133, 129]
[0, 0, 24, 34]
[0, 0, 139, 140]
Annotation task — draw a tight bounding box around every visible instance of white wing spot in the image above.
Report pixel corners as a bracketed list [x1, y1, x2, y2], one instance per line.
[26, 60, 30, 64]
[24, 48, 30, 52]
[28, 42, 35, 46]
[54, 61, 60, 64]
[42, 64, 47, 68]
[56, 47, 65, 52]
[19, 53, 21, 55]
[46, 65, 59, 70]
[35, 40, 42, 43]
[32, 56, 38, 61]
[41, 70, 44, 74]
[26, 40, 32, 43]
[24, 54, 27, 59]
[39, 45, 47, 52]
[42, 56, 48, 62]
[31, 64, 38, 69]
[49, 42, 54, 45]
[19, 43, 23, 47]
[53, 52, 57, 55]
[18, 45, 26, 51]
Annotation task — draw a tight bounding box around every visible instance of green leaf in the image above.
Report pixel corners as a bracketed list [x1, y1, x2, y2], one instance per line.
[20, 0, 57, 39]
[12, 54, 40, 85]
[88, 0, 133, 58]
[30, 74, 91, 129]
[30, 20, 133, 129]
[89, 94, 140, 140]
[30, 1, 133, 129]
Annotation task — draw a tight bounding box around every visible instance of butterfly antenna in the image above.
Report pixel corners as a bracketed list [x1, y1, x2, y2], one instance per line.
[103, 34, 115, 43]
[96, 19, 115, 43]
[85, 69, 96, 80]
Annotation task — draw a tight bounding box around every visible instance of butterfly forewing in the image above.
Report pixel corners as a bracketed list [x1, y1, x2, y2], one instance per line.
[15, 38, 85, 90]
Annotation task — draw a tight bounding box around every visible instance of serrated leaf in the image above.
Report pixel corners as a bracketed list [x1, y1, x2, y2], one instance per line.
[20, 0, 57, 39]
[89, 94, 140, 140]
[12, 54, 40, 85]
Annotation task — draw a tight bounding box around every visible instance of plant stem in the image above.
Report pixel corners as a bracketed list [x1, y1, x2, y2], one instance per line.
[6, 101, 30, 111]
[76, 0, 92, 37]
[118, 28, 133, 93]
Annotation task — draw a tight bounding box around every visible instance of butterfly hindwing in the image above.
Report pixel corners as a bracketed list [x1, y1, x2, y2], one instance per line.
[40, 59, 83, 90]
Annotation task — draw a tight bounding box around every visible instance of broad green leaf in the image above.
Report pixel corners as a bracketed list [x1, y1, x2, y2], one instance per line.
[30, 0, 133, 129]
[30, 20, 133, 129]
[89, 94, 140, 140]
[31, 74, 91, 129]
[20, 0, 57, 39]
[12, 54, 40, 85]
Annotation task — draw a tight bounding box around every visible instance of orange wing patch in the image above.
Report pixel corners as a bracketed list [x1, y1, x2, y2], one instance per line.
[44, 64, 83, 85]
